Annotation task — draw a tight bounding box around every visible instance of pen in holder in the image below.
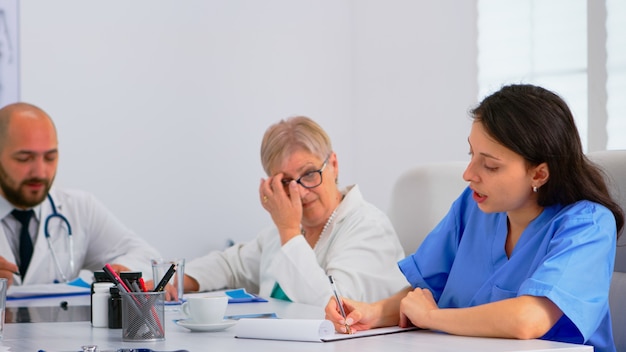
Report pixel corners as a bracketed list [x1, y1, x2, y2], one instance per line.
[121, 291, 165, 341]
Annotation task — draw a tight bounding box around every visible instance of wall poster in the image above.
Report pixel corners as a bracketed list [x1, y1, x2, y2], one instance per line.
[0, 0, 18, 108]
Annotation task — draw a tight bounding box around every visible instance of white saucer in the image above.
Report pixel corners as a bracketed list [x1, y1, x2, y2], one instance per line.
[175, 319, 238, 332]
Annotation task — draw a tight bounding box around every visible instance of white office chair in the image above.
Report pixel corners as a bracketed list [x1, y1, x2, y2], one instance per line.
[588, 149, 626, 352]
[388, 161, 468, 255]
[588, 150, 626, 240]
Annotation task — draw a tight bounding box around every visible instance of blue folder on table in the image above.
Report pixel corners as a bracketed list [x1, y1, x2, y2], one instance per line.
[6, 278, 91, 301]
[225, 288, 268, 303]
[165, 288, 268, 306]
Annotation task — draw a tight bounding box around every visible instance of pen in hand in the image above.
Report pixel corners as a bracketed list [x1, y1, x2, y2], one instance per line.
[328, 275, 352, 334]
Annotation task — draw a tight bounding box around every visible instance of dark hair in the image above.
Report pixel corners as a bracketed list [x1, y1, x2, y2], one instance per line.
[471, 84, 624, 237]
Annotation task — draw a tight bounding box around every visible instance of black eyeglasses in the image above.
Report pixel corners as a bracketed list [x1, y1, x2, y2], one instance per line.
[281, 155, 330, 189]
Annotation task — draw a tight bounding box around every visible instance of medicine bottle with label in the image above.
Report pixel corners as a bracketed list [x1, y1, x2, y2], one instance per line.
[91, 282, 114, 328]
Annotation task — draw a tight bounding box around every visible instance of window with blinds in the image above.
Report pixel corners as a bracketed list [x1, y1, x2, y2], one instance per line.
[607, 0, 626, 149]
[478, 0, 624, 151]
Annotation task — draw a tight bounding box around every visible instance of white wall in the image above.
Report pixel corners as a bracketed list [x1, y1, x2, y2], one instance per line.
[18, 0, 477, 259]
[352, 1, 476, 209]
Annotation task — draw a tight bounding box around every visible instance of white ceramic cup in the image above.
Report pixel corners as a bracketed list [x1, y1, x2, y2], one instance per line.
[182, 296, 229, 324]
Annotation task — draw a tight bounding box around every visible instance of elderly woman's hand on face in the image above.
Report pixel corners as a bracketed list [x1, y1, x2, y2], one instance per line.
[259, 175, 303, 245]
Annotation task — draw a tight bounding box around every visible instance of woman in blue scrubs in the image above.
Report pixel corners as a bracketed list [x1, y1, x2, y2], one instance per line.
[325, 84, 625, 352]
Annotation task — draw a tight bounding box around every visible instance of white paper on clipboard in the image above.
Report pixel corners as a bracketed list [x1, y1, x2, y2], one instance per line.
[234, 318, 416, 342]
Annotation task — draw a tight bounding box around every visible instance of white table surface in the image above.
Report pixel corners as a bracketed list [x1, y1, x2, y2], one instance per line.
[1, 294, 593, 352]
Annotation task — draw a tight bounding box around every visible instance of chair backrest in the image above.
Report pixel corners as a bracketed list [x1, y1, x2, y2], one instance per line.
[388, 161, 468, 255]
[611, 272, 626, 352]
[588, 149, 626, 352]
[587, 150, 626, 270]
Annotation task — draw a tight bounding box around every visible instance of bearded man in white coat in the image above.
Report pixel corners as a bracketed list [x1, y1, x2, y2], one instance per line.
[0, 102, 160, 286]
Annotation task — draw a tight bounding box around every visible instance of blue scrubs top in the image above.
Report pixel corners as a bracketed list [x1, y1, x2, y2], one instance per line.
[399, 187, 617, 352]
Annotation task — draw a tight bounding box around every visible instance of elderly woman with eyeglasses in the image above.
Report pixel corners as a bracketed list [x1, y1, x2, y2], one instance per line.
[181, 116, 407, 306]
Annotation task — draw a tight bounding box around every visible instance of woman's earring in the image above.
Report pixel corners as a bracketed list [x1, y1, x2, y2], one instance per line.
[533, 186, 538, 193]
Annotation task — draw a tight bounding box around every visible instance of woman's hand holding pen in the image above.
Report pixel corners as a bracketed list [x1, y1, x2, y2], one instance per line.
[259, 175, 303, 245]
[325, 296, 378, 334]
[325, 286, 413, 333]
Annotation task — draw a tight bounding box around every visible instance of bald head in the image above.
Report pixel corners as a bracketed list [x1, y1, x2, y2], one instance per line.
[0, 102, 59, 208]
[0, 103, 56, 150]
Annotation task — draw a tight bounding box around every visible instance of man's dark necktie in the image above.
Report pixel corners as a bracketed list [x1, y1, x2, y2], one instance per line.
[12, 209, 35, 279]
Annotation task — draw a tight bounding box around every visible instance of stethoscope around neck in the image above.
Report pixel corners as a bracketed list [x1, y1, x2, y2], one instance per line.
[44, 194, 75, 283]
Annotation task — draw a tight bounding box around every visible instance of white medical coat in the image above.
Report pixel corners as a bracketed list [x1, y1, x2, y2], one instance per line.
[185, 185, 408, 306]
[0, 187, 161, 285]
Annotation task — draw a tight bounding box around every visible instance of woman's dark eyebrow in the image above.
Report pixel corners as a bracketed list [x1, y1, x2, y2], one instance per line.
[468, 138, 501, 161]
[479, 151, 501, 161]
